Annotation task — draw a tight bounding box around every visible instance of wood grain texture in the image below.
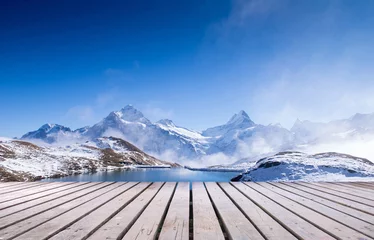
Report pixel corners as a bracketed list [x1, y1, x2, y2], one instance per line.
[219, 182, 297, 240]
[277, 182, 374, 224]
[232, 182, 335, 240]
[88, 182, 164, 240]
[122, 182, 176, 240]
[192, 182, 224, 240]
[259, 182, 374, 238]
[50, 182, 151, 240]
[0, 181, 372, 240]
[13, 182, 135, 240]
[159, 182, 190, 240]
[248, 182, 369, 240]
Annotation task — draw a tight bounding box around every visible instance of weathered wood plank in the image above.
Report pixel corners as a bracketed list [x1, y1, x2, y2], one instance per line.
[12, 182, 136, 240]
[333, 182, 374, 194]
[232, 182, 335, 240]
[300, 182, 374, 207]
[311, 182, 374, 202]
[247, 182, 368, 240]
[159, 182, 190, 240]
[0, 182, 92, 217]
[336, 182, 374, 192]
[278, 182, 374, 224]
[259, 182, 374, 238]
[291, 182, 374, 215]
[353, 182, 374, 188]
[0, 182, 46, 195]
[49, 182, 151, 240]
[192, 182, 224, 240]
[205, 182, 264, 240]
[122, 182, 176, 240]
[218, 182, 297, 240]
[0, 182, 73, 203]
[0, 182, 24, 189]
[0, 182, 114, 239]
[88, 182, 164, 240]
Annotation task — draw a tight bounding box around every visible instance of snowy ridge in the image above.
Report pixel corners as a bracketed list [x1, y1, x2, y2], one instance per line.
[233, 151, 374, 182]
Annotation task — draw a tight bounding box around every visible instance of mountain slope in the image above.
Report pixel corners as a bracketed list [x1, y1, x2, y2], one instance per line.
[232, 151, 374, 182]
[0, 137, 178, 181]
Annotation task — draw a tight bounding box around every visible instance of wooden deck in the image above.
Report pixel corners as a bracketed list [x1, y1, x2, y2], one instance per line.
[0, 182, 373, 240]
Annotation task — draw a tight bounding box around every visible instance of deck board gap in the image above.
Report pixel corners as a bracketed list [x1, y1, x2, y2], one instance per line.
[203, 183, 229, 240]
[116, 182, 166, 240]
[217, 183, 270, 240]
[155, 182, 178, 240]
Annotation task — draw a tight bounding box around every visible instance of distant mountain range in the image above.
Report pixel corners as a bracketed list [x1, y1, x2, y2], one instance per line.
[20, 105, 374, 164]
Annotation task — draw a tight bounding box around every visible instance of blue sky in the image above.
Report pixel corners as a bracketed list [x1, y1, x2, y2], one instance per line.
[1, 0, 374, 137]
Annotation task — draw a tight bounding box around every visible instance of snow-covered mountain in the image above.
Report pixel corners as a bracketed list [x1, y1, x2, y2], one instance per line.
[21, 124, 83, 144]
[19, 105, 374, 165]
[83, 105, 209, 159]
[0, 137, 178, 181]
[232, 151, 374, 182]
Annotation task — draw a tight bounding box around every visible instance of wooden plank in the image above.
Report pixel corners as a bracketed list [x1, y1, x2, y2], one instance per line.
[205, 182, 264, 240]
[247, 182, 369, 240]
[122, 182, 176, 240]
[232, 182, 335, 240]
[219, 183, 297, 240]
[0, 182, 114, 235]
[291, 182, 374, 215]
[11, 182, 136, 240]
[0, 182, 46, 195]
[88, 182, 164, 240]
[354, 182, 374, 187]
[259, 182, 374, 238]
[0, 182, 73, 203]
[192, 182, 224, 240]
[0, 182, 24, 189]
[0, 182, 92, 218]
[159, 182, 190, 240]
[311, 182, 374, 202]
[0, 182, 89, 210]
[49, 182, 151, 240]
[333, 182, 374, 193]
[300, 182, 374, 207]
[0, 181, 38, 190]
[278, 182, 374, 224]
[339, 182, 374, 192]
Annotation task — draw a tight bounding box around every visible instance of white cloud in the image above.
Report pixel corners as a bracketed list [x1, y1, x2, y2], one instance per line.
[96, 89, 118, 107]
[65, 106, 94, 122]
[141, 104, 174, 122]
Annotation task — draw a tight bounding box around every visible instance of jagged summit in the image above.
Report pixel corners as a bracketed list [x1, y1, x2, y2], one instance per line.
[21, 123, 74, 143]
[157, 119, 175, 127]
[116, 105, 148, 122]
[202, 110, 255, 137]
[39, 123, 70, 132]
[227, 110, 253, 126]
[101, 105, 151, 126]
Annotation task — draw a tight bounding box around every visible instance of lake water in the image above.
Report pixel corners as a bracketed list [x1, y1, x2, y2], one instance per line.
[42, 168, 240, 182]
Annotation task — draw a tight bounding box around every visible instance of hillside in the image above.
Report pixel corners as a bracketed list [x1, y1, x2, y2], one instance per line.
[0, 137, 178, 182]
